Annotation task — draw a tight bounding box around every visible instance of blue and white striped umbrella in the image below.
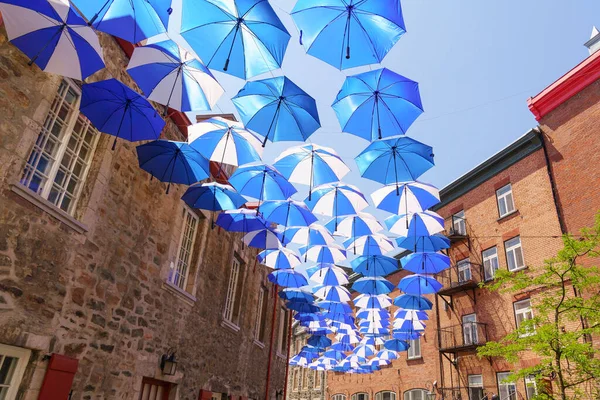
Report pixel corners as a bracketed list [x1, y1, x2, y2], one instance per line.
[394, 309, 429, 321]
[385, 211, 445, 237]
[359, 326, 389, 336]
[372, 181, 440, 215]
[358, 320, 389, 330]
[260, 199, 317, 228]
[257, 247, 301, 269]
[392, 330, 422, 341]
[299, 245, 347, 264]
[268, 268, 309, 288]
[356, 309, 391, 321]
[318, 301, 352, 315]
[314, 286, 351, 302]
[242, 228, 283, 250]
[305, 183, 369, 219]
[361, 335, 386, 346]
[284, 224, 336, 248]
[344, 234, 395, 256]
[398, 274, 442, 295]
[353, 345, 375, 358]
[0, 0, 104, 80]
[274, 144, 350, 200]
[127, 40, 223, 113]
[229, 164, 297, 202]
[396, 233, 451, 253]
[354, 294, 392, 309]
[376, 350, 398, 361]
[310, 266, 349, 286]
[369, 357, 392, 367]
[325, 213, 384, 238]
[393, 319, 426, 331]
[188, 117, 263, 167]
[401, 252, 451, 275]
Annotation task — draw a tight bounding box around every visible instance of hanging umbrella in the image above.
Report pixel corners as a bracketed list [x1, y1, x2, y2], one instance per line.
[291, 0, 405, 70]
[333, 68, 423, 141]
[361, 335, 386, 346]
[354, 294, 392, 309]
[358, 320, 389, 330]
[401, 252, 451, 275]
[300, 244, 347, 264]
[182, 182, 246, 211]
[371, 181, 440, 214]
[351, 255, 399, 277]
[279, 288, 314, 303]
[216, 209, 268, 232]
[398, 274, 442, 295]
[344, 234, 395, 256]
[260, 200, 317, 228]
[393, 330, 422, 341]
[287, 302, 320, 313]
[353, 345, 375, 358]
[384, 339, 409, 352]
[229, 164, 297, 210]
[81, 79, 165, 149]
[72, 0, 170, 43]
[359, 326, 389, 336]
[310, 267, 349, 286]
[318, 301, 352, 315]
[127, 39, 223, 113]
[283, 224, 336, 250]
[324, 349, 345, 362]
[243, 228, 283, 250]
[325, 213, 383, 238]
[393, 294, 433, 311]
[0, 0, 104, 80]
[136, 140, 209, 193]
[257, 247, 301, 270]
[393, 319, 426, 332]
[314, 286, 351, 303]
[396, 233, 451, 253]
[308, 335, 332, 349]
[356, 138, 435, 187]
[305, 183, 369, 223]
[394, 310, 429, 321]
[352, 277, 394, 295]
[232, 76, 321, 147]
[331, 341, 355, 352]
[180, 0, 290, 79]
[274, 144, 349, 200]
[357, 309, 390, 321]
[268, 268, 308, 288]
[376, 350, 398, 361]
[385, 211, 445, 237]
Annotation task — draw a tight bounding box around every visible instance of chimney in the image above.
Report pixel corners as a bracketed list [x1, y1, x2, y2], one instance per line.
[585, 26, 600, 55]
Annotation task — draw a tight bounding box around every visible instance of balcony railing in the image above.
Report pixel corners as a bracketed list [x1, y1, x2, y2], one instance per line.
[438, 322, 488, 352]
[448, 216, 468, 243]
[436, 263, 483, 296]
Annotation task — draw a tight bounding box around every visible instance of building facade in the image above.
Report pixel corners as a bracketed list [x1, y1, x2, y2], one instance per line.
[287, 323, 326, 400]
[0, 25, 289, 400]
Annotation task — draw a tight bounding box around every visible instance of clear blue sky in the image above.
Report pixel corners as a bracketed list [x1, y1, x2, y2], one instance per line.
[192, 0, 600, 196]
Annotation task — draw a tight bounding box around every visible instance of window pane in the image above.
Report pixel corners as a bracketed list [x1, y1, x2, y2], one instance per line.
[0, 356, 17, 385]
[172, 209, 199, 291]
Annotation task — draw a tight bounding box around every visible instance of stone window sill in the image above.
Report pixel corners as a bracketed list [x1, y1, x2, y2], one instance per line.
[407, 356, 423, 361]
[497, 209, 519, 222]
[10, 183, 88, 234]
[253, 340, 265, 349]
[221, 319, 240, 333]
[276, 352, 286, 360]
[508, 266, 528, 273]
[162, 281, 196, 306]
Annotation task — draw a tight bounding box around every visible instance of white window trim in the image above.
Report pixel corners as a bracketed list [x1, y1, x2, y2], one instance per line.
[482, 247, 499, 281]
[254, 287, 266, 342]
[375, 392, 397, 400]
[352, 393, 369, 400]
[457, 257, 472, 282]
[497, 372, 517, 400]
[277, 308, 287, 356]
[496, 184, 516, 218]
[169, 206, 200, 291]
[403, 389, 428, 400]
[452, 210, 466, 235]
[332, 395, 347, 400]
[0, 344, 32, 400]
[525, 376, 538, 399]
[514, 299, 535, 335]
[407, 338, 421, 360]
[223, 255, 241, 325]
[505, 237, 525, 272]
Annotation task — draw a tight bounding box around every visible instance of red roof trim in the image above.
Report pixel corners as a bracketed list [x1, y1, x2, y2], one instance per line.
[528, 50, 600, 121]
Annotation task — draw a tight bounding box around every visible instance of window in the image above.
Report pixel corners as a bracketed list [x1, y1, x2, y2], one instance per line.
[457, 258, 472, 283]
[505, 237, 525, 271]
[315, 371, 322, 388]
[468, 375, 483, 400]
[223, 256, 242, 324]
[482, 247, 499, 281]
[169, 206, 199, 291]
[525, 376, 538, 399]
[332, 395, 347, 400]
[277, 308, 289, 355]
[20, 79, 100, 215]
[496, 184, 515, 218]
[139, 377, 171, 400]
[0, 344, 31, 400]
[352, 393, 369, 400]
[302, 368, 308, 389]
[293, 369, 300, 391]
[452, 210, 466, 235]
[463, 314, 478, 345]
[254, 287, 268, 342]
[407, 338, 421, 359]
[375, 391, 396, 400]
[514, 299, 535, 334]
[403, 389, 428, 400]
[497, 372, 517, 400]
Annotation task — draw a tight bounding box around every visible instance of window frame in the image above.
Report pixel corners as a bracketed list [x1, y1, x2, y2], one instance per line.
[223, 255, 242, 324]
[332, 395, 347, 400]
[496, 183, 516, 218]
[407, 337, 421, 360]
[467, 375, 484, 400]
[139, 377, 171, 400]
[452, 210, 466, 235]
[456, 257, 472, 283]
[496, 372, 517, 400]
[403, 389, 428, 400]
[482, 246, 499, 281]
[253, 286, 267, 343]
[525, 375, 538, 399]
[504, 236, 525, 272]
[351, 393, 369, 400]
[375, 391, 397, 400]
[20, 79, 100, 216]
[0, 344, 31, 400]
[314, 370, 322, 389]
[168, 205, 200, 292]
[277, 307, 289, 356]
[513, 298, 535, 335]
[462, 313, 478, 345]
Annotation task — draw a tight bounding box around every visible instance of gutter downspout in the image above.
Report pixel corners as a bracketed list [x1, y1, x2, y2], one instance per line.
[265, 285, 279, 400]
[435, 295, 445, 395]
[283, 314, 293, 400]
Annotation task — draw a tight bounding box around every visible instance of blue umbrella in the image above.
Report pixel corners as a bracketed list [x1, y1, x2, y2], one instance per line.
[260, 200, 317, 228]
[284, 224, 336, 250]
[243, 228, 283, 250]
[384, 339, 409, 352]
[385, 211, 445, 237]
[305, 183, 369, 222]
[393, 294, 433, 311]
[352, 277, 394, 295]
[356, 138, 435, 187]
[343, 234, 395, 256]
[354, 294, 391, 309]
[325, 213, 383, 238]
[258, 247, 301, 270]
[371, 181, 440, 214]
[324, 350, 345, 361]
[295, 313, 325, 323]
[279, 288, 314, 303]
[0, 0, 104, 80]
[310, 266, 349, 286]
[308, 335, 332, 349]
[357, 309, 390, 321]
[180, 0, 290, 79]
[268, 269, 309, 288]
[229, 164, 297, 208]
[81, 79, 165, 150]
[72, 0, 171, 43]
[127, 39, 223, 113]
[182, 182, 246, 211]
[274, 144, 349, 200]
[300, 245, 347, 264]
[314, 286, 351, 303]
[396, 234, 450, 253]
[393, 330, 422, 341]
[359, 326, 389, 336]
[333, 68, 423, 141]
[136, 140, 209, 193]
[291, 0, 405, 70]
[394, 310, 429, 321]
[216, 209, 268, 233]
[398, 274, 442, 295]
[401, 252, 451, 275]
[393, 319, 426, 332]
[351, 255, 399, 277]
[232, 77, 321, 146]
[287, 302, 320, 313]
[353, 345, 375, 358]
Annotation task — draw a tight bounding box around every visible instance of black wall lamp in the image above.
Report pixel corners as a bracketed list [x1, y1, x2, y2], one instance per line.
[160, 348, 177, 375]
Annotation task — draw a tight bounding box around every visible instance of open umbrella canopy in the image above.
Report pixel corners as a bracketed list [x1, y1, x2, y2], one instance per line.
[279, 288, 314, 303]
[291, 0, 405, 70]
[393, 319, 426, 332]
[401, 252, 451, 275]
[257, 247, 301, 270]
[344, 234, 395, 256]
[308, 335, 332, 349]
[398, 274, 443, 295]
[356, 309, 391, 321]
[318, 301, 352, 315]
[182, 182, 245, 211]
[353, 344, 376, 358]
[352, 276, 395, 295]
[351, 255, 399, 277]
[274, 144, 349, 200]
[243, 228, 283, 250]
[305, 182, 369, 219]
[376, 350, 398, 361]
[127, 39, 223, 113]
[372, 181, 440, 215]
[229, 164, 297, 202]
[385, 210, 445, 237]
[333, 68, 423, 141]
[72, 0, 171, 43]
[393, 294, 433, 311]
[356, 137, 435, 186]
[299, 244, 347, 264]
[314, 285, 351, 303]
[384, 338, 409, 352]
[81, 79, 165, 148]
[287, 302, 320, 313]
[396, 233, 451, 253]
[136, 140, 209, 191]
[392, 330, 422, 341]
[180, 0, 290, 79]
[268, 268, 309, 288]
[310, 266, 349, 286]
[232, 76, 321, 146]
[216, 209, 268, 233]
[260, 199, 317, 228]
[283, 224, 336, 248]
[0, 0, 105, 80]
[394, 309, 429, 321]
[354, 294, 392, 309]
[325, 213, 384, 238]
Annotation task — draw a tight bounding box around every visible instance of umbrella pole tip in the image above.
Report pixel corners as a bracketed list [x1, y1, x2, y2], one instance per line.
[111, 138, 117, 151]
[224, 59, 230, 71]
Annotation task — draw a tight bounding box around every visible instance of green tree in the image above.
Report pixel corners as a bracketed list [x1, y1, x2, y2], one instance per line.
[477, 214, 600, 400]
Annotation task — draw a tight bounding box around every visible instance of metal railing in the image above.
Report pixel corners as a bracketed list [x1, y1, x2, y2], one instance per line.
[437, 263, 483, 291]
[438, 322, 488, 352]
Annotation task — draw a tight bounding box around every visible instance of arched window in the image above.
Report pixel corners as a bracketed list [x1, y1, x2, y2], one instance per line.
[375, 392, 397, 400]
[352, 393, 369, 400]
[403, 389, 429, 400]
[332, 395, 347, 400]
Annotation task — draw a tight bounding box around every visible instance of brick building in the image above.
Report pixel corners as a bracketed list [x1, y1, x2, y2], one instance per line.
[0, 23, 290, 400]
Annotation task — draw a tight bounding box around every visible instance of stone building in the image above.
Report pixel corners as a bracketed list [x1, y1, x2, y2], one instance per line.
[286, 323, 326, 400]
[0, 22, 289, 400]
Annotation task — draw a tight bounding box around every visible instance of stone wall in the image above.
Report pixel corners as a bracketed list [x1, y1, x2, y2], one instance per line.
[0, 26, 287, 400]
[286, 325, 325, 400]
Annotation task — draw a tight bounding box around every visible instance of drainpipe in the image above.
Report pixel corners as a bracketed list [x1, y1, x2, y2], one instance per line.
[434, 295, 445, 392]
[537, 126, 567, 235]
[265, 285, 279, 400]
[282, 314, 293, 400]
